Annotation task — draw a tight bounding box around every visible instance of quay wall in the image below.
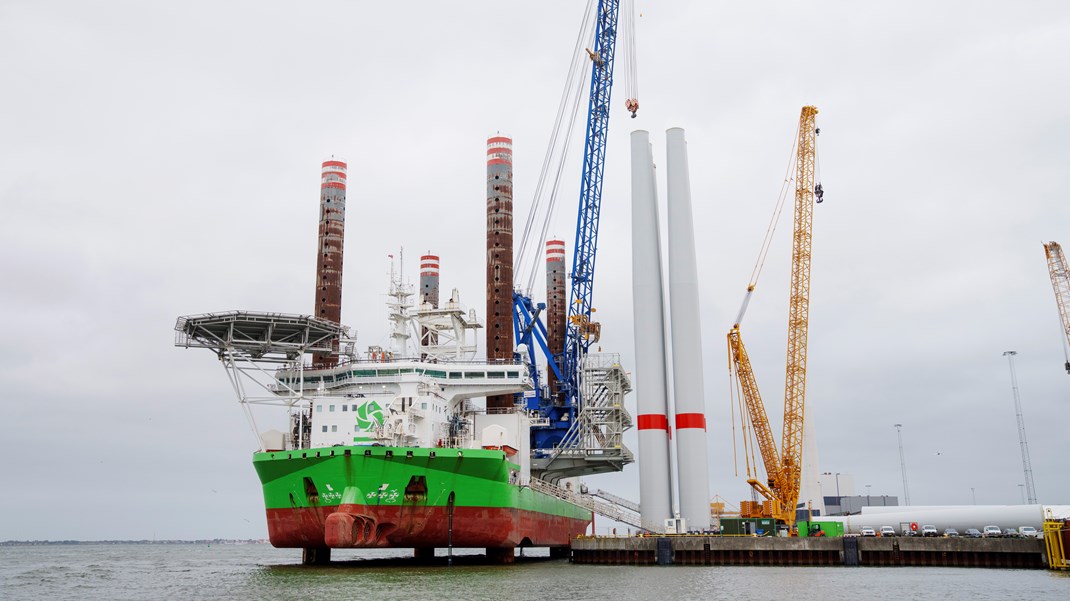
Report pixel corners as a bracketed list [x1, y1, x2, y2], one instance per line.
[570, 536, 1047, 569]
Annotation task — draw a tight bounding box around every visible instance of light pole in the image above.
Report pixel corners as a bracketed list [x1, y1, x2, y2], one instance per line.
[971, 487, 976, 505]
[835, 473, 843, 514]
[895, 424, 911, 506]
[866, 484, 872, 505]
[1019, 484, 1026, 505]
[1003, 351, 1038, 504]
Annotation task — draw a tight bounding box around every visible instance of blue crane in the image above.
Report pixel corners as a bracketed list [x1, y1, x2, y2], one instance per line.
[513, 0, 624, 453]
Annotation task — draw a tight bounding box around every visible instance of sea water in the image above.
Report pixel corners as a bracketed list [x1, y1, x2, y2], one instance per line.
[1, 543, 1067, 600]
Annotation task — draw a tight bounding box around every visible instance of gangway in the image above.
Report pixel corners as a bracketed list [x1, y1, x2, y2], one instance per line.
[592, 489, 640, 514]
[530, 478, 643, 530]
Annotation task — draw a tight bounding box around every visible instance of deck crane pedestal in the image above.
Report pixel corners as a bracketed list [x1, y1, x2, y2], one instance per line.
[728, 106, 820, 527]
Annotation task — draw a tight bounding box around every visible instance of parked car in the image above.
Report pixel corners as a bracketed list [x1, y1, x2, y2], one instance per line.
[921, 524, 939, 537]
[943, 528, 960, 537]
[880, 526, 897, 537]
[964, 528, 982, 538]
[1019, 526, 1039, 539]
[860, 526, 876, 537]
[982, 525, 1003, 538]
[1003, 528, 1019, 538]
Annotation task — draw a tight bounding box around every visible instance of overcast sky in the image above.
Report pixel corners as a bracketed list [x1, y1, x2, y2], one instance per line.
[2, 1, 1068, 540]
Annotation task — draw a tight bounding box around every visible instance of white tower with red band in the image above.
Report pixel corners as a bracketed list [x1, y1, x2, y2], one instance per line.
[630, 130, 673, 531]
[666, 127, 711, 530]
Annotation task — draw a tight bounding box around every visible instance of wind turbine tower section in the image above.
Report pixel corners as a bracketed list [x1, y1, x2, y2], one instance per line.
[630, 130, 673, 531]
[665, 127, 711, 530]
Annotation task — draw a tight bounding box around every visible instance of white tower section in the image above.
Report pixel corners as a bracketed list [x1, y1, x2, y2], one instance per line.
[630, 130, 673, 532]
[665, 127, 711, 530]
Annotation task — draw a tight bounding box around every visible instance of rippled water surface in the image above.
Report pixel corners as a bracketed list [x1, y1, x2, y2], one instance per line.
[2, 543, 1067, 601]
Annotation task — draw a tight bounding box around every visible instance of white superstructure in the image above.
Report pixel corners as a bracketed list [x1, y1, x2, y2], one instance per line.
[279, 360, 529, 449]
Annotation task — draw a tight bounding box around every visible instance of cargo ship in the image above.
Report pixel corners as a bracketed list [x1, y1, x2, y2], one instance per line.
[174, 258, 622, 563]
[252, 351, 593, 563]
[176, 131, 637, 561]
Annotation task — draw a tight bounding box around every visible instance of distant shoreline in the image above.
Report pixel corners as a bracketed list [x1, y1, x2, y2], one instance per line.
[0, 539, 268, 546]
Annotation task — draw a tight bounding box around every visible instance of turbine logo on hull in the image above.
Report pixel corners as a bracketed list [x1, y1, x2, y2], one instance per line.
[354, 401, 384, 431]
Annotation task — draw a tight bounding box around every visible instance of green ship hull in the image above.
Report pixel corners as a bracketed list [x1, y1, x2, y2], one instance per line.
[254, 445, 592, 549]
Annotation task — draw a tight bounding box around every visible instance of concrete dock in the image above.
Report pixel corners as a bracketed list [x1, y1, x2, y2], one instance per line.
[570, 536, 1048, 569]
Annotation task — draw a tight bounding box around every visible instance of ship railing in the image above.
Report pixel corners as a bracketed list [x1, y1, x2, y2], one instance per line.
[295, 357, 524, 369]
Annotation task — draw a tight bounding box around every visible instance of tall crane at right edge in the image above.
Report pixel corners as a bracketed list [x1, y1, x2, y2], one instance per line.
[1043, 241, 1070, 374]
[728, 106, 820, 526]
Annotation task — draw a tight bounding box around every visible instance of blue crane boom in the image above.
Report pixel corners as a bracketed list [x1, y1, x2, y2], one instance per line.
[516, 0, 623, 452]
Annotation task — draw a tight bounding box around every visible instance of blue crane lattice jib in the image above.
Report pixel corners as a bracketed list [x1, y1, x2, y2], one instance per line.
[515, 0, 621, 453]
[565, 0, 619, 397]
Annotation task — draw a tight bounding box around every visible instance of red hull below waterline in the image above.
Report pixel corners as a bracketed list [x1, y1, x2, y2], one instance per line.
[266, 504, 591, 549]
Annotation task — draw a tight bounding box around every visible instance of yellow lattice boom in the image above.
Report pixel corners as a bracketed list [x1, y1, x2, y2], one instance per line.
[727, 106, 819, 526]
[780, 105, 819, 517]
[1043, 241, 1070, 374]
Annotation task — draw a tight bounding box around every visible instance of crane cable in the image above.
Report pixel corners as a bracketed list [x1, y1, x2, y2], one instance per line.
[621, 0, 639, 117]
[748, 121, 801, 292]
[515, 0, 598, 294]
[728, 116, 813, 489]
[1057, 304, 1070, 365]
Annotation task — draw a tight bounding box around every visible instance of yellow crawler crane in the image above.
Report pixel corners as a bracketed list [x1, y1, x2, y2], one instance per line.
[1042, 241, 1070, 374]
[728, 106, 819, 526]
